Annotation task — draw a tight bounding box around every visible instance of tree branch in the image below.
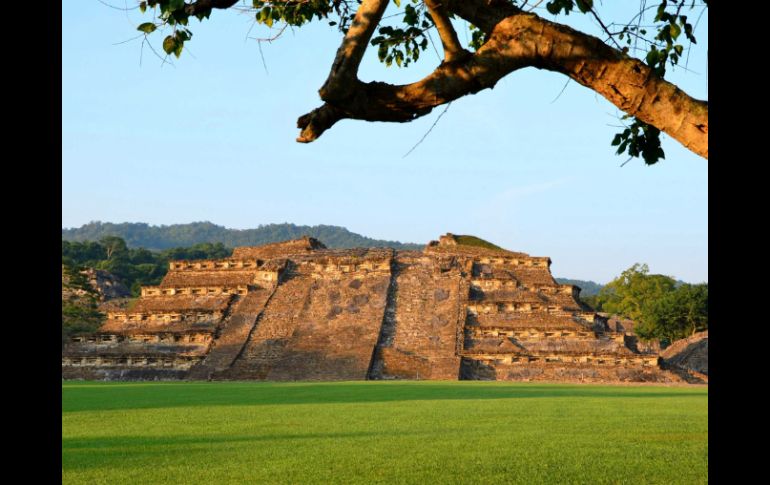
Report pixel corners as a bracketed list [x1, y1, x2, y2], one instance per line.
[425, 0, 470, 63]
[319, 0, 390, 102]
[297, 0, 708, 159]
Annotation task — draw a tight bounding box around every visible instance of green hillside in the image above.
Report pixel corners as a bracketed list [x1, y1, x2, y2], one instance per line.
[554, 278, 604, 296]
[62, 222, 422, 251]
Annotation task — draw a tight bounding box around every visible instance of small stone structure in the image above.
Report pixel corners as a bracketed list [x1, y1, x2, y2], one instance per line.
[660, 331, 708, 381]
[62, 234, 695, 382]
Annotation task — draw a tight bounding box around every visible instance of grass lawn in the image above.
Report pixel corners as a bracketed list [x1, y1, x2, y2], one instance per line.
[62, 381, 707, 484]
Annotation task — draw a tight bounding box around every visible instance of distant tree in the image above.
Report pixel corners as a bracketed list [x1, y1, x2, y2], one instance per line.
[62, 240, 107, 266]
[130, 247, 158, 264]
[580, 293, 601, 311]
[592, 263, 707, 345]
[635, 283, 707, 343]
[162, 242, 232, 261]
[594, 263, 676, 322]
[100, 236, 129, 259]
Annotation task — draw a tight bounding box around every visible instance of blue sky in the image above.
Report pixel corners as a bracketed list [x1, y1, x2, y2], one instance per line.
[62, 2, 708, 283]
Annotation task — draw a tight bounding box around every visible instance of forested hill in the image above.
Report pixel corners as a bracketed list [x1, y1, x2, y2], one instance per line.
[62, 222, 423, 251]
[554, 278, 604, 296]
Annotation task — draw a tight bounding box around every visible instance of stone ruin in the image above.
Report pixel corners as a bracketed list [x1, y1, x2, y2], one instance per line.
[62, 234, 697, 383]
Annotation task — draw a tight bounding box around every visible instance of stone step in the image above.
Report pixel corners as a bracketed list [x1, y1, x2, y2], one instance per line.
[187, 288, 276, 379]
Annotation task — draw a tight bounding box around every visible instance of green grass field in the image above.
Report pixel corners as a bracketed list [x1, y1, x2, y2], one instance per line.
[62, 381, 707, 484]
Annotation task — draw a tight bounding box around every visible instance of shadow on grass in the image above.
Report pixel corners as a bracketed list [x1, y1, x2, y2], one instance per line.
[62, 381, 706, 413]
[63, 431, 399, 471]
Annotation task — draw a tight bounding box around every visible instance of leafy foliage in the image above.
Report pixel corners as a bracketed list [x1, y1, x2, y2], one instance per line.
[594, 264, 676, 321]
[611, 117, 665, 165]
[635, 283, 708, 343]
[371, 1, 431, 68]
[466, 23, 485, 51]
[63, 237, 232, 297]
[251, 1, 342, 30]
[590, 263, 707, 345]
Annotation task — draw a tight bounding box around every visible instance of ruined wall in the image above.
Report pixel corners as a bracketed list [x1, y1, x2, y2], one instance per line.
[80, 268, 131, 301]
[459, 356, 666, 383]
[660, 331, 708, 378]
[231, 236, 326, 259]
[189, 287, 277, 379]
[61, 330, 211, 380]
[372, 253, 466, 380]
[225, 250, 393, 380]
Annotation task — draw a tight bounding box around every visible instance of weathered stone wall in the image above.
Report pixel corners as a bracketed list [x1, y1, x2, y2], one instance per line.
[660, 331, 708, 378]
[189, 287, 277, 379]
[141, 286, 249, 297]
[231, 236, 326, 259]
[80, 268, 131, 301]
[225, 253, 392, 380]
[460, 357, 673, 383]
[374, 253, 465, 380]
[61, 337, 208, 380]
[222, 273, 315, 380]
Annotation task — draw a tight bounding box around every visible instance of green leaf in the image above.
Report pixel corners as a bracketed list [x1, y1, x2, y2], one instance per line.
[546, 2, 561, 15]
[393, 0, 401, 7]
[404, 5, 418, 25]
[377, 44, 387, 61]
[645, 48, 658, 66]
[162, 35, 176, 55]
[137, 22, 156, 34]
[174, 42, 183, 58]
[195, 9, 212, 21]
[673, 44, 683, 56]
[669, 22, 681, 40]
[139, 1, 147, 13]
[169, 0, 184, 11]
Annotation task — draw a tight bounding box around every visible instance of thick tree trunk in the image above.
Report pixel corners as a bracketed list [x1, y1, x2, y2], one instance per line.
[297, 0, 707, 159]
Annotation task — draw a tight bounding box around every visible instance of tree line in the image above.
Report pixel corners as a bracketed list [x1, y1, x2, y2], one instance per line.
[62, 221, 422, 251]
[62, 236, 232, 296]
